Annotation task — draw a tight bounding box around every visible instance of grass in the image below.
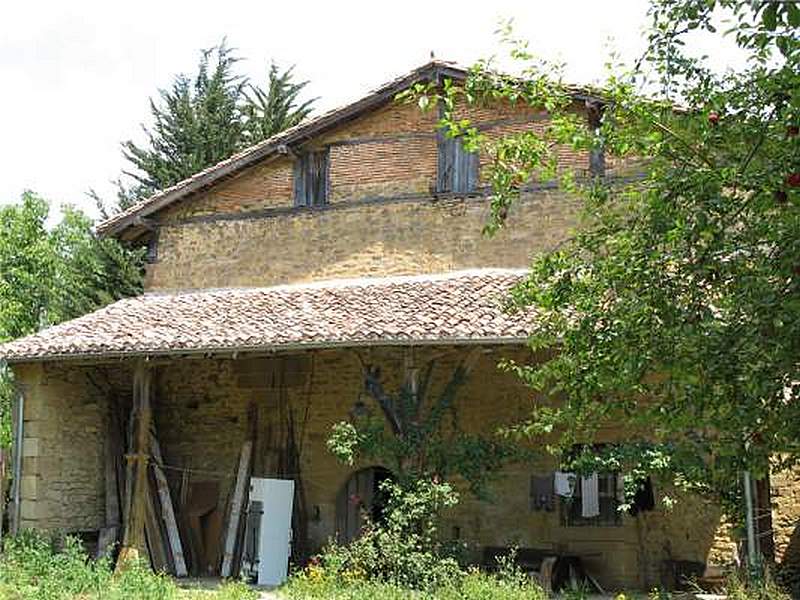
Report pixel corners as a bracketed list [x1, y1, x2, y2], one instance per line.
[0, 531, 258, 600]
[281, 563, 548, 600]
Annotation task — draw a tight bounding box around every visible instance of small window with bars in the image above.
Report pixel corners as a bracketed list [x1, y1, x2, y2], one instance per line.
[561, 471, 622, 527]
[294, 149, 329, 207]
[437, 135, 479, 194]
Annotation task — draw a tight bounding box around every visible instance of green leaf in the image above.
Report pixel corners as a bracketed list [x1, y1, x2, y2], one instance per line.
[762, 3, 778, 31]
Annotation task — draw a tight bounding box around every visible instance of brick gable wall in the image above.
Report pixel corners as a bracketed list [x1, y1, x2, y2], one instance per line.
[145, 98, 591, 291]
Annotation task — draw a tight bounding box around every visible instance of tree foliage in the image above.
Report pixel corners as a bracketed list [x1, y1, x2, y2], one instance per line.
[0, 192, 144, 446]
[327, 353, 521, 500]
[405, 1, 800, 514]
[112, 42, 315, 213]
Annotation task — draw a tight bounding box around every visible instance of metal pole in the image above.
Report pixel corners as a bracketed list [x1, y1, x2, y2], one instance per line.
[11, 389, 24, 535]
[743, 470, 758, 569]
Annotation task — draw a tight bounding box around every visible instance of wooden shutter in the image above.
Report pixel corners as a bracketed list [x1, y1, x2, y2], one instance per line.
[293, 149, 329, 206]
[453, 141, 479, 193]
[437, 135, 456, 192]
[438, 135, 478, 193]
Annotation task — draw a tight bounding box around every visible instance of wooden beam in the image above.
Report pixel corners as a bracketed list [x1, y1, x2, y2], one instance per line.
[98, 398, 123, 558]
[150, 432, 188, 576]
[144, 475, 169, 573]
[220, 441, 253, 577]
[117, 360, 153, 570]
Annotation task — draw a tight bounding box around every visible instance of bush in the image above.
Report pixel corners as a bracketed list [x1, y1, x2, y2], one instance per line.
[0, 530, 177, 600]
[311, 478, 462, 590]
[283, 480, 547, 599]
[724, 570, 793, 600]
[283, 566, 547, 600]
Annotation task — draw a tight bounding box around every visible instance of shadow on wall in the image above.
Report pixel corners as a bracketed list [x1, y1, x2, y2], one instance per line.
[777, 520, 800, 595]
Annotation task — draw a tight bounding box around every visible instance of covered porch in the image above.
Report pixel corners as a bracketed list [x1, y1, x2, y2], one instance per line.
[0, 270, 735, 590]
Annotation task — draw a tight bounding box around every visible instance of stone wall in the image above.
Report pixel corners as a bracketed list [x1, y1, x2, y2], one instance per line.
[12, 348, 741, 590]
[771, 464, 800, 579]
[144, 98, 590, 291]
[13, 362, 129, 532]
[148, 191, 578, 290]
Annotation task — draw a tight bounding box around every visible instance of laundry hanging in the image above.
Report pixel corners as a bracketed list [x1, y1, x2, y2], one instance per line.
[530, 474, 555, 511]
[554, 471, 576, 497]
[581, 473, 600, 518]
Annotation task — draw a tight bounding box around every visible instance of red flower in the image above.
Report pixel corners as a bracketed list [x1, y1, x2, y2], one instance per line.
[786, 173, 800, 188]
[708, 111, 720, 125]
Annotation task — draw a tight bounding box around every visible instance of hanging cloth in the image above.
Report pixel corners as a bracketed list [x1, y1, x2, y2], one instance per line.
[530, 474, 555, 511]
[581, 473, 600, 518]
[554, 471, 576, 497]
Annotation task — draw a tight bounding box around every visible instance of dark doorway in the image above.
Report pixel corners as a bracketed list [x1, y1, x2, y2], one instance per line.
[335, 466, 394, 544]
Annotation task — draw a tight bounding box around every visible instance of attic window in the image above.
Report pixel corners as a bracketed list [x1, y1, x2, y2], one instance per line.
[294, 149, 329, 207]
[437, 135, 479, 194]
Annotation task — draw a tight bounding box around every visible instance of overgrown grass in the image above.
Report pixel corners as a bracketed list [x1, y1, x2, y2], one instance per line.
[0, 531, 257, 600]
[282, 566, 548, 600]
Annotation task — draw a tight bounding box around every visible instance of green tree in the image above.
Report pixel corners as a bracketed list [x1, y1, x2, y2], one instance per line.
[327, 352, 521, 500]
[112, 43, 315, 213]
[0, 192, 144, 446]
[406, 0, 799, 518]
[242, 63, 315, 144]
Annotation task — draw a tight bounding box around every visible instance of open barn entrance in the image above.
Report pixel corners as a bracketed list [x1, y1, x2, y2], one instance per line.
[335, 466, 394, 544]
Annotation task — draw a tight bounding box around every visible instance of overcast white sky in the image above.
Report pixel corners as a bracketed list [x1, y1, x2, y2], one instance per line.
[1, 0, 745, 220]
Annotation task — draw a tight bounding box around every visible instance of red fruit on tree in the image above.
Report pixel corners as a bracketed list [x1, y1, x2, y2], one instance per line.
[708, 111, 720, 125]
[787, 173, 800, 188]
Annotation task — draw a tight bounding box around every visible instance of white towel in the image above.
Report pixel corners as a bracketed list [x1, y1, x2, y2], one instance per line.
[581, 473, 600, 518]
[554, 471, 576, 497]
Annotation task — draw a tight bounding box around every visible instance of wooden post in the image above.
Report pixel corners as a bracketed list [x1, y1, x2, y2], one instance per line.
[220, 441, 253, 578]
[98, 399, 123, 558]
[118, 360, 153, 570]
[150, 432, 188, 576]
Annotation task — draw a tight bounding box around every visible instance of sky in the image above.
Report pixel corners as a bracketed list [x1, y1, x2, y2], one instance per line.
[0, 0, 746, 220]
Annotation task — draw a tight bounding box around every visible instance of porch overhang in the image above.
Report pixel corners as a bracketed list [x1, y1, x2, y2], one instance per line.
[0, 269, 534, 364]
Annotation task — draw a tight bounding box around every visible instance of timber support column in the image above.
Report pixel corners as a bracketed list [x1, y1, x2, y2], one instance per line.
[117, 359, 152, 570]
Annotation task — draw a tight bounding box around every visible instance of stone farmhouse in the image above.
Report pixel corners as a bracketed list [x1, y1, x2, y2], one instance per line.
[1, 60, 798, 591]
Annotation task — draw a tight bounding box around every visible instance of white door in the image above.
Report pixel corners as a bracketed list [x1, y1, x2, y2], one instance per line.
[251, 477, 295, 586]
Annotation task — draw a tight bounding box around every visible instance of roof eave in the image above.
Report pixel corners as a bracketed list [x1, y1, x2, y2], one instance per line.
[2, 335, 530, 365]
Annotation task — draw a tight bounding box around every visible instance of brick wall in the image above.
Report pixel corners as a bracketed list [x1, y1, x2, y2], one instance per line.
[144, 98, 591, 291]
[13, 348, 741, 590]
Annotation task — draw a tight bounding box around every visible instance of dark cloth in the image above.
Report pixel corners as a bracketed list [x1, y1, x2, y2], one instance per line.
[530, 474, 555, 511]
[628, 477, 655, 516]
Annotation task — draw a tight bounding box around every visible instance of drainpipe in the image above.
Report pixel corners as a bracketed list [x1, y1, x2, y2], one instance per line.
[11, 389, 24, 535]
[743, 470, 758, 570]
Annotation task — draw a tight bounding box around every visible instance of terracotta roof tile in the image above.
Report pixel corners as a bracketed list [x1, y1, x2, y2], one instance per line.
[0, 270, 533, 362]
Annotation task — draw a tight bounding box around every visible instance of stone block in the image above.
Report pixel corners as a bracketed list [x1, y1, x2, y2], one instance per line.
[22, 437, 39, 458]
[20, 475, 38, 500]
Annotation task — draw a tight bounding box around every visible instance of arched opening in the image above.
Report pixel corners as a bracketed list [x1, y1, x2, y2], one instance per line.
[335, 466, 394, 544]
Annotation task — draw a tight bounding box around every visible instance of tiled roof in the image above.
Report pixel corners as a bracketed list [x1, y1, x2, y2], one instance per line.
[0, 270, 533, 362]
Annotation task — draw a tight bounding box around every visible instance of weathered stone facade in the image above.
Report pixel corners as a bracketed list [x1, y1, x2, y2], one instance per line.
[14, 347, 739, 589]
[144, 99, 586, 291]
[7, 67, 799, 591]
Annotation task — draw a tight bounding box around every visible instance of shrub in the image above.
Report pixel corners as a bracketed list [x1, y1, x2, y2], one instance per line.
[0, 530, 111, 599]
[725, 570, 793, 600]
[312, 478, 462, 591]
[0, 530, 177, 600]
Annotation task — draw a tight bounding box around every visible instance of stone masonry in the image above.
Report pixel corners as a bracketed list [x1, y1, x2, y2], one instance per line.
[7, 73, 798, 591]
